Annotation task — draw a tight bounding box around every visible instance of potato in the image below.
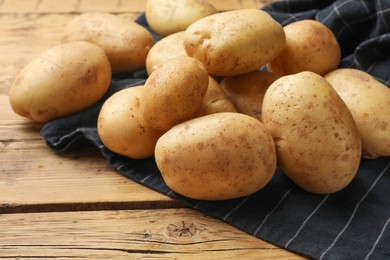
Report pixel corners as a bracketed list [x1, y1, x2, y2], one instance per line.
[61, 12, 155, 74]
[141, 56, 209, 131]
[155, 112, 277, 200]
[195, 76, 237, 117]
[262, 71, 362, 194]
[325, 68, 390, 159]
[97, 86, 164, 159]
[220, 70, 280, 120]
[145, 0, 217, 37]
[267, 20, 341, 76]
[145, 31, 187, 75]
[9, 41, 111, 123]
[184, 9, 286, 77]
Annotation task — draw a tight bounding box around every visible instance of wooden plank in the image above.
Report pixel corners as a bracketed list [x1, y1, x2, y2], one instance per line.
[37, 0, 79, 13]
[1, 94, 178, 213]
[0, 95, 44, 141]
[0, 10, 168, 213]
[78, 0, 146, 13]
[0, 0, 38, 13]
[0, 13, 73, 94]
[0, 139, 181, 213]
[0, 1, 301, 259]
[0, 1, 278, 93]
[0, 13, 140, 94]
[210, 0, 277, 11]
[1, 96, 177, 213]
[0, 0, 276, 13]
[0, 209, 303, 259]
[0, 148, 178, 212]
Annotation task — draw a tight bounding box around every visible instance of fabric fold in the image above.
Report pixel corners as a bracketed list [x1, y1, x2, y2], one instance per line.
[41, 1, 390, 259]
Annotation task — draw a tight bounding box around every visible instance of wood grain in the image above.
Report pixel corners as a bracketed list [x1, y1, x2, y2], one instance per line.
[0, 209, 303, 259]
[0, 0, 302, 258]
[0, 95, 178, 213]
[0, 0, 278, 214]
[0, 0, 278, 93]
[0, 141, 180, 213]
[0, 13, 141, 94]
[0, 0, 275, 13]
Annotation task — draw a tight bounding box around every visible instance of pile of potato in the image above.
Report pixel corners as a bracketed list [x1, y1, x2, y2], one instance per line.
[9, 0, 390, 200]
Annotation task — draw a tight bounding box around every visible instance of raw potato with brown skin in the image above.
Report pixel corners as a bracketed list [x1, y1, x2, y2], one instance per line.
[267, 20, 341, 76]
[145, 31, 187, 75]
[195, 76, 237, 117]
[61, 12, 155, 74]
[141, 56, 209, 131]
[9, 41, 111, 123]
[184, 9, 286, 77]
[220, 71, 280, 120]
[325, 68, 390, 159]
[145, 0, 217, 37]
[262, 71, 362, 194]
[155, 112, 277, 200]
[97, 86, 164, 159]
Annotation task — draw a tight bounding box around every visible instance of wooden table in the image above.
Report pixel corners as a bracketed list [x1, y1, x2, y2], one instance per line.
[0, 0, 303, 258]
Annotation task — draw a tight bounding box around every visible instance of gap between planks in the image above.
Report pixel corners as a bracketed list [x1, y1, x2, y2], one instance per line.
[0, 208, 303, 259]
[0, 200, 187, 214]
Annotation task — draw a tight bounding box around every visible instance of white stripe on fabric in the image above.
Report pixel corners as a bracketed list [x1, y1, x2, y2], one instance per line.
[253, 186, 294, 236]
[321, 0, 355, 25]
[223, 195, 251, 221]
[319, 0, 367, 41]
[335, 13, 374, 40]
[285, 194, 330, 248]
[194, 201, 202, 210]
[320, 2, 338, 24]
[332, 4, 390, 42]
[377, 0, 390, 32]
[334, 1, 360, 39]
[281, 13, 301, 25]
[140, 169, 158, 183]
[54, 129, 80, 147]
[352, 54, 365, 71]
[116, 161, 132, 171]
[360, 0, 371, 15]
[286, 0, 291, 13]
[364, 216, 390, 260]
[366, 34, 387, 74]
[320, 162, 390, 260]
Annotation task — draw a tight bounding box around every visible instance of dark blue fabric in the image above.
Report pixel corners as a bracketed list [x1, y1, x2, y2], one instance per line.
[263, 0, 390, 86]
[41, 1, 390, 259]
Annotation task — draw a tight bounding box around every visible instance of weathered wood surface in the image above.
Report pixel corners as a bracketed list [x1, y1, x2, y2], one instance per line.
[0, 209, 303, 259]
[0, 95, 178, 214]
[0, 0, 303, 258]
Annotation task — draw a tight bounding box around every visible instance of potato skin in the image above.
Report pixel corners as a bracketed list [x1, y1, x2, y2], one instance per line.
[262, 71, 362, 194]
[9, 41, 111, 123]
[145, 0, 217, 37]
[141, 56, 209, 131]
[325, 68, 390, 158]
[267, 20, 341, 76]
[62, 12, 155, 74]
[220, 71, 280, 120]
[184, 9, 285, 77]
[97, 86, 164, 159]
[195, 76, 237, 117]
[155, 112, 277, 200]
[145, 31, 187, 75]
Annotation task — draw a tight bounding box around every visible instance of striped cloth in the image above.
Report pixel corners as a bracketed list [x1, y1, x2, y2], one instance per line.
[41, 1, 390, 259]
[263, 0, 390, 86]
